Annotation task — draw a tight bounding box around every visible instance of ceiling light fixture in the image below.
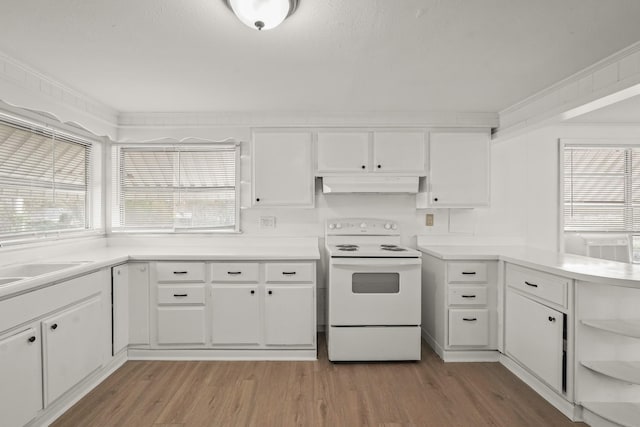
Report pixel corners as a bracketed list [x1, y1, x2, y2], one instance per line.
[226, 0, 298, 31]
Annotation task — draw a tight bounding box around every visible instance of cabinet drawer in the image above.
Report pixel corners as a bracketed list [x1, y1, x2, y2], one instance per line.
[156, 307, 206, 345]
[447, 262, 487, 283]
[448, 286, 487, 306]
[158, 285, 205, 305]
[506, 264, 569, 307]
[265, 263, 314, 283]
[156, 262, 205, 283]
[448, 309, 489, 347]
[211, 263, 259, 282]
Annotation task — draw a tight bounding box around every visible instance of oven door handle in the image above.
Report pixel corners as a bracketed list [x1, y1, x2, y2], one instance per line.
[330, 258, 421, 267]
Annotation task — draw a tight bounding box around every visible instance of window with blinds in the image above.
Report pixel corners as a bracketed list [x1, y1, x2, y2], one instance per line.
[0, 120, 91, 240]
[111, 145, 239, 232]
[563, 145, 640, 232]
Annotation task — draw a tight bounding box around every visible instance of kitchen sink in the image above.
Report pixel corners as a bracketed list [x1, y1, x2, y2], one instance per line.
[0, 262, 87, 278]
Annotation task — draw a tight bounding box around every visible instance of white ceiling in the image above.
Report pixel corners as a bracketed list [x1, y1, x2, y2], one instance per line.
[1, 0, 640, 114]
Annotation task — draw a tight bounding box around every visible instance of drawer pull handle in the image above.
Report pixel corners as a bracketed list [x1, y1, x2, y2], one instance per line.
[173, 293, 188, 297]
[50, 323, 58, 330]
[462, 317, 477, 322]
[227, 271, 242, 275]
[461, 295, 476, 298]
[524, 281, 538, 288]
[282, 271, 297, 275]
[28, 336, 36, 343]
[173, 271, 188, 275]
[548, 316, 556, 322]
[461, 272, 476, 275]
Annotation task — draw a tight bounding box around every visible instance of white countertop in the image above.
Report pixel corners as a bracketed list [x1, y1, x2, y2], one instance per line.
[0, 240, 320, 300]
[418, 244, 640, 289]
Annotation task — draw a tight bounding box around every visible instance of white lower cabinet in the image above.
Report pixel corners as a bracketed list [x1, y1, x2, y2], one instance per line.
[506, 290, 564, 393]
[156, 307, 206, 345]
[42, 296, 105, 404]
[448, 309, 489, 347]
[211, 286, 260, 345]
[0, 326, 42, 427]
[265, 285, 315, 346]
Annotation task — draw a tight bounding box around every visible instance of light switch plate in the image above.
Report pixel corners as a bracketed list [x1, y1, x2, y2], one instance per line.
[260, 216, 276, 229]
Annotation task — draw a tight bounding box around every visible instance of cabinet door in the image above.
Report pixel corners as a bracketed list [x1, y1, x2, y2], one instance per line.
[252, 131, 314, 207]
[506, 290, 564, 392]
[373, 131, 426, 173]
[316, 131, 370, 173]
[264, 285, 315, 346]
[0, 327, 42, 427]
[43, 296, 105, 405]
[112, 264, 129, 355]
[428, 132, 490, 207]
[129, 263, 150, 345]
[211, 286, 260, 345]
[156, 307, 206, 345]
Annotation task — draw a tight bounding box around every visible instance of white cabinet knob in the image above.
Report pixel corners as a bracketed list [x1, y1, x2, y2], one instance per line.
[391, 224, 398, 230]
[360, 222, 367, 228]
[335, 223, 342, 229]
[329, 223, 336, 230]
[384, 223, 392, 230]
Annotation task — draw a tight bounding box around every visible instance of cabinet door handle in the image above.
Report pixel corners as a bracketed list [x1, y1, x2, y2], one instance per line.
[282, 271, 297, 276]
[268, 290, 273, 295]
[256, 198, 260, 202]
[461, 295, 476, 298]
[173, 293, 188, 297]
[361, 165, 366, 169]
[548, 316, 556, 322]
[433, 197, 439, 202]
[227, 271, 242, 275]
[462, 317, 477, 322]
[173, 271, 188, 275]
[461, 272, 476, 275]
[377, 164, 382, 169]
[250, 290, 255, 295]
[28, 336, 36, 343]
[50, 323, 58, 330]
[524, 281, 538, 288]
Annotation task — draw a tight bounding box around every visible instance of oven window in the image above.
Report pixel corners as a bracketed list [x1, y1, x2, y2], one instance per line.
[352, 273, 400, 294]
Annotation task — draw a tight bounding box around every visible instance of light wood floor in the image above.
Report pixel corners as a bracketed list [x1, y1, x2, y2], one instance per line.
[52, 336, 586, 427]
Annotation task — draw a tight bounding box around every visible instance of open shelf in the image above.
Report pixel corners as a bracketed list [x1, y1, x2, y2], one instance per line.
[582, 402, 640, 427]
[581, 319, 640, 339]
[581, 361, 640, 385]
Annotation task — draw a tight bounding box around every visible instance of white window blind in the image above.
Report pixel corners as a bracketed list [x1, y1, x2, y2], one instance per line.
[563, 145, 640, 232]
[0, 120, 91, 240]
[111, 145, 239, 232]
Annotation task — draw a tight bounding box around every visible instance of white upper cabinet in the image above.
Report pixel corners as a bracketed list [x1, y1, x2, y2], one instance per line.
[316, 130, 427, 175]
[316, 131, 370, 173]
[252, 131, 314, 208]
[422, 131, 490, 208]
[373, 131, 426, 173]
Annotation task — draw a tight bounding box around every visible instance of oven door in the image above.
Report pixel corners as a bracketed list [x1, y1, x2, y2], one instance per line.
[328, 257, 421, 326]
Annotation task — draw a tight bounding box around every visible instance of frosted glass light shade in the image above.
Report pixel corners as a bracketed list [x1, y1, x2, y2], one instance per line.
[228, 0, 296, 31]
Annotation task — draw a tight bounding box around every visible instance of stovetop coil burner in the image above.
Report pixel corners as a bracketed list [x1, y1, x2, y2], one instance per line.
[381, 246, 408, 252]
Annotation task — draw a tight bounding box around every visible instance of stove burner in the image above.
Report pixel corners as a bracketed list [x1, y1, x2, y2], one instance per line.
[381, 247, 408, 252]
[339, 247, 358, 251]
[380, 244, 398, 248]
[336, 244, 359, 249]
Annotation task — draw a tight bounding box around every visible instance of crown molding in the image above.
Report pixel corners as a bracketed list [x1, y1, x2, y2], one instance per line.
[495, 40, 640, 142]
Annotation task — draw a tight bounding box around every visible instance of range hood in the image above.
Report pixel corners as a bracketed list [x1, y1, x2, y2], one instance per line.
[322, 176, 419, 194]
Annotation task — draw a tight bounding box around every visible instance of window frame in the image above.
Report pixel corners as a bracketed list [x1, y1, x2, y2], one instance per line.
[559, 138, 640, 258]
[109, 142, 241, 234]
[0, 111, 102, 246]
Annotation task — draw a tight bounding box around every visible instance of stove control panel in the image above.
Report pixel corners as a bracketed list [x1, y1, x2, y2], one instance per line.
[326, 218, 400, 235]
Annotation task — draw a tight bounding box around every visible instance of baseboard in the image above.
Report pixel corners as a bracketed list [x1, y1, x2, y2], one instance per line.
[581, 407, 620, 427]
[442, 350, 500, 362]
[128, 347, 317, 361]
[28, 351, 127, 427]
[421, 328, 445, 359]
[499, 354, 580, 422]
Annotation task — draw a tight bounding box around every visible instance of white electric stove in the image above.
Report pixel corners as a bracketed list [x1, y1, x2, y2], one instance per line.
[325, 218, 422, 361]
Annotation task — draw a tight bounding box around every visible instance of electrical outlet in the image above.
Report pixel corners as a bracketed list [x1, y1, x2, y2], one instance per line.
[260, 216, 276, 229]
[426, 213, 434, 227]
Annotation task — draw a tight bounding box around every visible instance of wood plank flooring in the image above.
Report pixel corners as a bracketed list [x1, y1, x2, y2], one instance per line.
[52, 337, 586, 426]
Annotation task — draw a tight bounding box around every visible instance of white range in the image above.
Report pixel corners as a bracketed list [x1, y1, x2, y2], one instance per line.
[325, 218, 422, 361]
